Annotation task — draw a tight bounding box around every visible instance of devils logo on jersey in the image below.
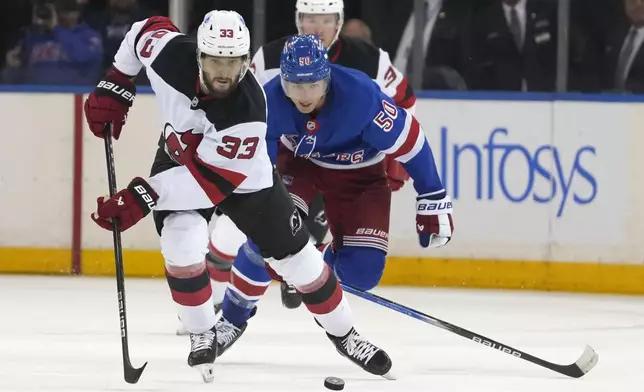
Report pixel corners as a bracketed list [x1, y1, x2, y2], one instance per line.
[314, 209, 327, 227]
[163, 122, 203, 165]
[289, 209, 303, 236]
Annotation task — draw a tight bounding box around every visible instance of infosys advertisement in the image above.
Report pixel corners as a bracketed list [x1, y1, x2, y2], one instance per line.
[395, 99, 634, 262]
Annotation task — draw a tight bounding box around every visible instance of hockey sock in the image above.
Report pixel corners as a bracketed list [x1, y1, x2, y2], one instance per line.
[222, 242, 271, 327]
[166, 263, 216, 333]
[206, 239, 235, 304]
[299, 264, 354, 337]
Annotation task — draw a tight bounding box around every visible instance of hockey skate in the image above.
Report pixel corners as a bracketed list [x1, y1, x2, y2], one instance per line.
[328, 328, 394, 379]
[280, 281, 303, 309]
[176, 302, 222, 336]
[215, 306, 257, 357]
[188, 327, 218, 383]
[215, 316, 248, 357]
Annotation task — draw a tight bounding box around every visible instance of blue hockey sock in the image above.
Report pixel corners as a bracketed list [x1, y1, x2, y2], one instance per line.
[221, 240, 271, 327]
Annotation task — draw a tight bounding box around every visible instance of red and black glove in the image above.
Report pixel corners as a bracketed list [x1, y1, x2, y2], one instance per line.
[91, 177, 158, 232]
[416, 191, 454, 248]
[84, 69, 136, 139]
[385, 155, 410, 192]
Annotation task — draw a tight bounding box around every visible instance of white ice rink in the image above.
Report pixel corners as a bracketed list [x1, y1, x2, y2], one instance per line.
[0, 276, 642, 392]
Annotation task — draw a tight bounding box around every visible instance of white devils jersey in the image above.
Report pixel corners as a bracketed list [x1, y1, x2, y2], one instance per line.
[112, 17, 273, 211]
[250, 35, 417, 112]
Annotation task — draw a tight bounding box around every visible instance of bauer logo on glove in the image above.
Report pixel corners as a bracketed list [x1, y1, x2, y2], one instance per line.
[84, 69, 137, 140]
[415, 191, 454, 248]
[96, 80, 136, 104]
[91, 177, 158, 232]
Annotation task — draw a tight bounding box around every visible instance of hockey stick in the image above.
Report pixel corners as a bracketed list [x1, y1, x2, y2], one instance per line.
[103, 123, 147, 384]
[340, 283, 598, 378]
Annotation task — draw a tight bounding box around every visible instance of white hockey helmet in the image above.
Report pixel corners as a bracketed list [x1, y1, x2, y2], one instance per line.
[295, 0, 344, 47]
[197, 10, 251, 82]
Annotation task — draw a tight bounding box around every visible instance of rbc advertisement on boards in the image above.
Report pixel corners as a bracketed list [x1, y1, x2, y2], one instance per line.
[436, 126, 597, 218]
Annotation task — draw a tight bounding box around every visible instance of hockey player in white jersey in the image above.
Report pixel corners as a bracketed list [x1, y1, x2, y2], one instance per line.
[84, 10, 393, 382]
[205, 0, 416, 314]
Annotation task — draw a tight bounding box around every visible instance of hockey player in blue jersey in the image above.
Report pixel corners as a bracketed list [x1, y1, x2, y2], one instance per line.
[213, 35, 454, 368]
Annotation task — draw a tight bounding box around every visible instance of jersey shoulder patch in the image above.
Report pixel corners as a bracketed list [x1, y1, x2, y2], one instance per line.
[334, 36, 381, 79]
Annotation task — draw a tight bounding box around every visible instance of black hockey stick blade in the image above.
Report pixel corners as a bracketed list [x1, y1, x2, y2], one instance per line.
[124, 359, 148, 384]
[103, 123, 147, 384]
[341, 283, 599, 378]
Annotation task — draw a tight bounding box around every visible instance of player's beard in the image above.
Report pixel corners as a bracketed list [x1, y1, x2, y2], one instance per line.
[206, 75, 236, 98]
[200, 67, 242, 98]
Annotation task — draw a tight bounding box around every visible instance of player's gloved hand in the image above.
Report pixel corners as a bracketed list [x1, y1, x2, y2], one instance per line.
[385, 155, 410, 191]
[84, 69, 136, 140]
[91, 177, 158, 232]
[416, 191, 454, 248]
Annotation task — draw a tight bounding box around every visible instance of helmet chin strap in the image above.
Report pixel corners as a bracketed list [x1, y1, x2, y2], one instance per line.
[198, 70, 211, 94]
[196, 49, 211, 94]
[328, 22, 343, 49]
[237, 58, 250, 82]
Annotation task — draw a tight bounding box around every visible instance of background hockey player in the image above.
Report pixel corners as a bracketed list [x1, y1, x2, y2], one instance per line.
[206, 0, 417, 312]
[84, 11, 392, 382]
[213, 34, 454, 360]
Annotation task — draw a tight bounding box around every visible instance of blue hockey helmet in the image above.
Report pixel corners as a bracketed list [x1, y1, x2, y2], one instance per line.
[280, 34, 330, 84]
[280, 35, 330, 112]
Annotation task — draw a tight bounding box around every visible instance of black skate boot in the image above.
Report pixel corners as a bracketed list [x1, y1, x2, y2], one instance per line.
[215, 317, 248, 357]
[215, 306, 257, 357]
[328, 328, 394, 379]
[280, 281, 303, 309]
[188, 327, 217, 383]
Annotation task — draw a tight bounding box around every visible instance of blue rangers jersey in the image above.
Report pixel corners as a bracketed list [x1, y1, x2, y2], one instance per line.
[264, 64, 444, 195]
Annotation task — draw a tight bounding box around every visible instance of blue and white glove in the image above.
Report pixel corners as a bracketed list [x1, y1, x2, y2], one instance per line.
[415, 191, 454, 248]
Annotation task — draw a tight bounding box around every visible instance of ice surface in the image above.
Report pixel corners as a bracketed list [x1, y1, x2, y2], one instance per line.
[0, 276, 642, 391]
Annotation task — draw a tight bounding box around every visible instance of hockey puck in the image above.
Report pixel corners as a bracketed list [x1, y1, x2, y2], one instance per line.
[324, 376, 345, 390]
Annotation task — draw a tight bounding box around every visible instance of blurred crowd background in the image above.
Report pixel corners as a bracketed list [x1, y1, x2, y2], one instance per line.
[0, 0, 642, 94]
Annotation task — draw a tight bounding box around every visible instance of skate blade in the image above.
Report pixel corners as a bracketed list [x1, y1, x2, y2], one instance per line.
[192, 363, 214, 383]
[381, 371, 396, 380]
